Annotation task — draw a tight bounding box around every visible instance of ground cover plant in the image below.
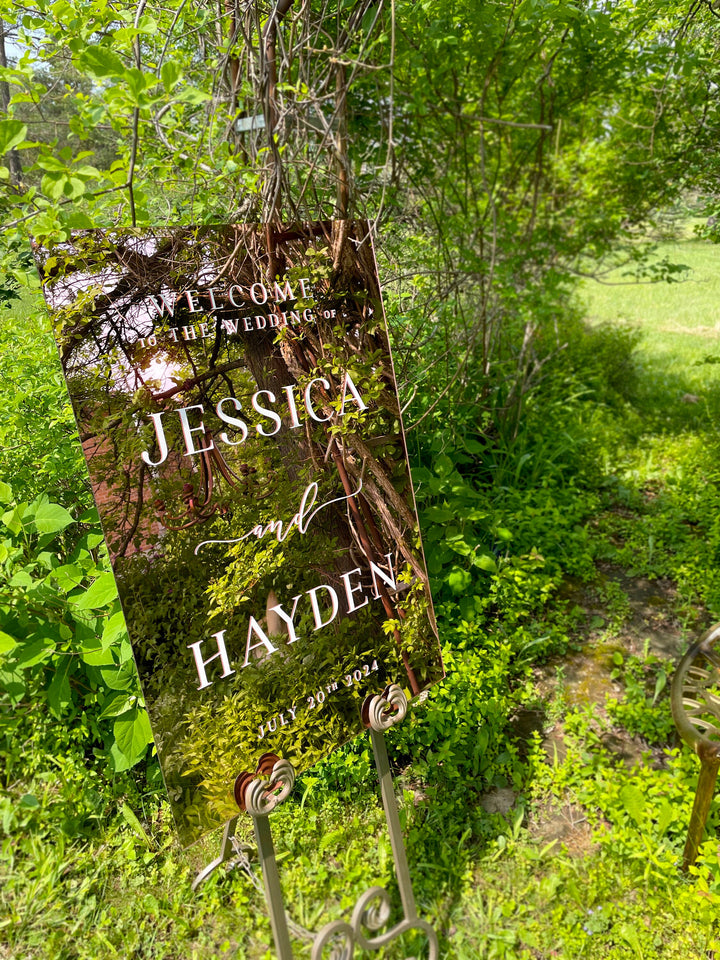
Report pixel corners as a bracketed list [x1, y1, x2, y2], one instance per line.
[3, 1, 720, 958]
[5, 223, 720, 960]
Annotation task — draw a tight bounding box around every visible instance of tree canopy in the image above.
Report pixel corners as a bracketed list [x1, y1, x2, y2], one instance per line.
[1, 0, 719, 426]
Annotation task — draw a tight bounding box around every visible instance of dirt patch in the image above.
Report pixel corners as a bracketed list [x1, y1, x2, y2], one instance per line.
[597, 564, 687, 660]
[553, 564, 689, 663]
[527, 797, 596, 857]
[598, 730, 661, 769]
[535, 648, 622, 711]
[480, 787, 517, 815]
[513, 566, 686, 785]
[658, 321, 720, 338]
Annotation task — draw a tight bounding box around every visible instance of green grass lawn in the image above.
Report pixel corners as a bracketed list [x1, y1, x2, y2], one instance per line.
[580, 237, 720, 397]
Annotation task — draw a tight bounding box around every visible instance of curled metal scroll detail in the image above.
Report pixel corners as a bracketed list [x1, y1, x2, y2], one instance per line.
[311, 885, 438, 960]
[671, 622, 720, 760]
[311, 921, 355, 960]
[352, 886, 392, 933]
[244, 758, 296, 816]
[365, 684, 408, 732]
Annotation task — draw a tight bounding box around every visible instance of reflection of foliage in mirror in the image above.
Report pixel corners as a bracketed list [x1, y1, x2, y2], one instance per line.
[40, 221, 443, 844]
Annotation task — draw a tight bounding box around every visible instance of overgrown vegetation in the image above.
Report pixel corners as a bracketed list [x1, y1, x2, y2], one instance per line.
[3, 0, 720, 957]
[4, 229, 720, 958]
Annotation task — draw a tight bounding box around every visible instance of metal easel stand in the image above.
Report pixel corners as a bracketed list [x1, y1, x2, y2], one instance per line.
[193, 683, 438, 960]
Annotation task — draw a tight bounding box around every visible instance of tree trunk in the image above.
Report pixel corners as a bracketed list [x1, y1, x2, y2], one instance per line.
[0, 19, 23, 187]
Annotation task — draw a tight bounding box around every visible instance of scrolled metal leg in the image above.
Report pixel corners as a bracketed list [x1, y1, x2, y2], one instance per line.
[191, 816, 239, 891]
[683, 756, 720, 871]
[670, 626, 720, 871]
[312, 685, 438, 959]
[192, 686, 440, 960]
[369, 723, 416, 922]
[253, 811, 295, 960]
[237, 755, 297, 960]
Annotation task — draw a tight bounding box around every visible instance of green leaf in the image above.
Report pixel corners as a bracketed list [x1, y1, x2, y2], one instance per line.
[617, 921, 643, 958]
[34, 501, 74, 535]
[80, 643, 116, 666]
[447, 567, 472, 594]
[75, 164, 100, 178]
[41, 173, 68, 201]
[434, 453, 454, 478]
[64, 211, 95, 230]
[107, 741, 132, 772]
[652, 669, 667, 704]
[51, 563, 85, 592]
[619, 783, 646, 827]
[120, 802, 152, 846]
[101, 659, 139, 692]
[48, 654, 74, 717]
[160, 61, 182, 92]
[114, 707, 153, 765]
[0, 630, 18, 654]
[74, 572, 117, 609]
[35, 154, 66, 172]
[460, 436, 483, 454]
[14, 635, 56, 667]
[9, 570, 33, 588]
[0, 120, 28, 154]
[177, 86, 211, 104]
[136, 14, 158, 34]
[102, 610, 128, 646]
[2, 506, 22, 535]
[423, 506, 456, 522]
[0, 665, 25, 701]
[0, 481, 12, 504]
[79, 45, 126, 78]
[656, 800, 674, 836]
[98, 691, 133, 719]
[474, 554, 497, 573]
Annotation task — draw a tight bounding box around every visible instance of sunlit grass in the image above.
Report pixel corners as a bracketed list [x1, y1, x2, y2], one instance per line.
[580, 237, 720, 396]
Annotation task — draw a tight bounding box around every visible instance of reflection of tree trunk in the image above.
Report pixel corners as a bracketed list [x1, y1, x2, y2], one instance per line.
[342, 455, 426, 585]
[242, 328, 311, 485]
[330, 442, 420, 696]
[117, 462, 147, 557]
[346, 433, 417, 529]
[274, 321, 425, 584]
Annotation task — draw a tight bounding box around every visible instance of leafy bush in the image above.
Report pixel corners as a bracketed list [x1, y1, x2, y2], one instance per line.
[0, 486, 151, 773]
[606, 653, 676, 745]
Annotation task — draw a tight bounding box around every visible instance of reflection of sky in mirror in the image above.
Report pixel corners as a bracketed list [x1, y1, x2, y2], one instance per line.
[44, 235, 162, 345]
[138, 356, 183, 394]
[46, 268, 155, 348]
[45, 266, 119, 308]
[44, 235, 231, 351]
[43, 232, 269, 400]
[42, 235, 215, 394]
